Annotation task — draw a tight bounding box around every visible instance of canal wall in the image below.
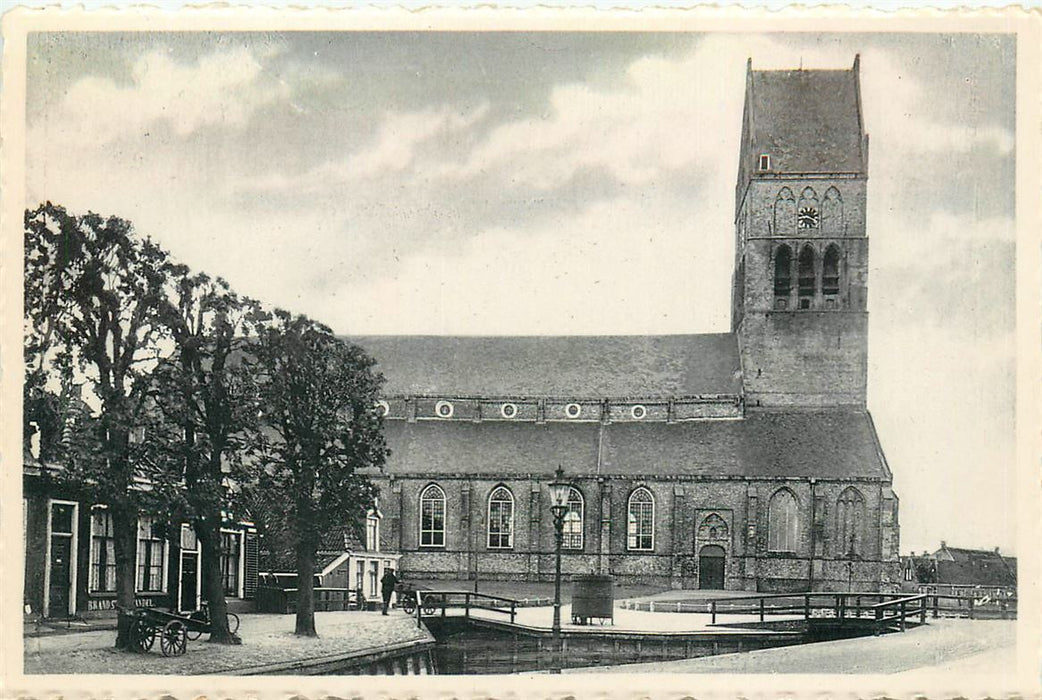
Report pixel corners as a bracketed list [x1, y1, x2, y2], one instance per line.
[425, 617, 808, 674]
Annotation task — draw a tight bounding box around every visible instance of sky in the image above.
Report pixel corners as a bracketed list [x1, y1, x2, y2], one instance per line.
[24, 31, 1017, 555]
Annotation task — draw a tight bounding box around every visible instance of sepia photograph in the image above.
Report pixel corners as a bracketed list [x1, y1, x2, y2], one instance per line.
[2, 8, 1039, 698]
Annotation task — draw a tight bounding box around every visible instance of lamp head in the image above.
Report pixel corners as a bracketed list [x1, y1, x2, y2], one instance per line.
[548, 465, 571, 516]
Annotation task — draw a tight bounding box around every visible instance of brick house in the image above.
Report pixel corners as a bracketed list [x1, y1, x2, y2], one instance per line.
[902, 543, 1017, 597]
[352, 57, 902, 592]
[22, 410, 259, 619]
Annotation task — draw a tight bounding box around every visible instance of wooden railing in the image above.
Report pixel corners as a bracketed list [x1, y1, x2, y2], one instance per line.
[871, 594, 927, 632]
[255, 586, 359, 614]
[708, 592, 928, 633]
[921, 593, 1017, 619]
[408, 590, 520, 627]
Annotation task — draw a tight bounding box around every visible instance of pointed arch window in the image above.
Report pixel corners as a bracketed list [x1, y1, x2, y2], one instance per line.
[837, 487, 866, 557]
[774, 244, 793, 308]
[487, 486, 514, 549]
[627, 487, 655, 551]
[562, 488, 584, 550]
[768, 489, 799, 552]
[773, 187, 795, 236]
[823, 186, 843, 236]
[798, 245, 816, 307]
[823, 244, 841, 298]
[419, 484, 446, 548]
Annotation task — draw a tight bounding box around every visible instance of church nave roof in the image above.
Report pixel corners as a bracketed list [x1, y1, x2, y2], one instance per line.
[348, 333, 741, 399]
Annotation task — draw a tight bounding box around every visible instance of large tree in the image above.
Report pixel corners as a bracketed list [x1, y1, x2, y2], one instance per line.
[151, 269, 261, 644]
[246, 312, 386, 636]
[24, 203, 172, 648]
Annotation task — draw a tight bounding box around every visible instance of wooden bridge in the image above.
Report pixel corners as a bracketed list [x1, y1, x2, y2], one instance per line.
[708, 592, 930, 634]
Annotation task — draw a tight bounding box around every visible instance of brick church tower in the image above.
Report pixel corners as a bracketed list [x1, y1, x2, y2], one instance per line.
[732, 56, 871, 408]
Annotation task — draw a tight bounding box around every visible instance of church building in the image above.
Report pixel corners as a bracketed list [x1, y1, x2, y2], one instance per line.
[355, 56, 901, 592]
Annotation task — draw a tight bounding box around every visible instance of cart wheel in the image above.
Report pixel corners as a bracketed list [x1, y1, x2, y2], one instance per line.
[227, 612, 240, 635]
[131, 620, 156, 652]
[160, 619, 188, 657]
[401, 598, 416, 615]
[422, 600, 437, 616]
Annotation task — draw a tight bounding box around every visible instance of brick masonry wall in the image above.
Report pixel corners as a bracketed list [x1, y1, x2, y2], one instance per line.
[735, 177, 870, 408]
[378, 475, 897, 591]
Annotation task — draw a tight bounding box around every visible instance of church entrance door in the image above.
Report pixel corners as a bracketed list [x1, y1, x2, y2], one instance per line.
[698, 545, 725, 590]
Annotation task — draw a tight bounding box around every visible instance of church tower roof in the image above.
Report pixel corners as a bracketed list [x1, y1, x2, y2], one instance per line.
[739, 56, 868, 181]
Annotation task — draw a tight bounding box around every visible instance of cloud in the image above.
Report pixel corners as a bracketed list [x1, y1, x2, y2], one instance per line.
[32, 46, 288, 150]
[306, 191, 733, 336]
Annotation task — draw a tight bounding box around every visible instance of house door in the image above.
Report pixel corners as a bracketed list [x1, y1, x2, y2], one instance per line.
[48, 536, 73, 616]
[698, 545, 726, 590]
[180, 552, 199, 612]
[47, 501, 78, 617]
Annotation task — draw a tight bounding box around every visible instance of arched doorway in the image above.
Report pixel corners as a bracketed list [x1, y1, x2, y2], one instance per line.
[698, 545, 726, 590]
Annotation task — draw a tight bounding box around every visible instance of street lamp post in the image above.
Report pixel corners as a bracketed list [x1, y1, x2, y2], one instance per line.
[548, 465, 571, 675]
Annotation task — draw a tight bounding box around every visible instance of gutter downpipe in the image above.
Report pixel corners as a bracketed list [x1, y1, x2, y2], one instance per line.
[809, 477, 817, 591]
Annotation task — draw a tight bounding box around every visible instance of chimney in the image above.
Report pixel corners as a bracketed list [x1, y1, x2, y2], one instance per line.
[940, 540, 946, 549]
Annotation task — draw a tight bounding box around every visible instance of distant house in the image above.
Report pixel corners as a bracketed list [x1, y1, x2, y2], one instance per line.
[259, 514, 402, 609]
[901, 542, 1016, 597]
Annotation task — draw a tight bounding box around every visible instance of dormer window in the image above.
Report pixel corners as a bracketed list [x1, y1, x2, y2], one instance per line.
[758, 154, 771, 171]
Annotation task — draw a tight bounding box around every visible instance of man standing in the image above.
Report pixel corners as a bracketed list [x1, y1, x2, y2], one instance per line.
[380, 568, 398, 615]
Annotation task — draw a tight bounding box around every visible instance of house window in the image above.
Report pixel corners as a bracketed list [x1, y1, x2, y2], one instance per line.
[565, 403, 582, 419]
[487, 486, 514, 549]
[89, 508, 116, 593]
[768, 489, 799, 552]
[836, 487, 865, 557]
[435, 400, 454, 418]
[630, 405, 647, 420]
[136, 517, 167, 593]
[627, 487, 655, 551]
[180, 524, 198, 551]
[759, 154, 771, 171]
[562, 488, 584, 550]
[369, 561, 379, 598]
[419, 484, 446, 548]
[221, 531, 241, 597]
[500, 403, 518, 419]
[366, 511, 380, 552]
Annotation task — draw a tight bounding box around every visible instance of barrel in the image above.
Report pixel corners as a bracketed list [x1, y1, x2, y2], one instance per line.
[571, 574, 614, 623]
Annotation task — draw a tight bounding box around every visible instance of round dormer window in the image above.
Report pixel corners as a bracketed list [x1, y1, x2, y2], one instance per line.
[631, 404, 647, 420]
[376, 400, 390, 417]
[500, 403, 518, 419]
[435, 401, 454, 418]
[565, 403, 582, 419]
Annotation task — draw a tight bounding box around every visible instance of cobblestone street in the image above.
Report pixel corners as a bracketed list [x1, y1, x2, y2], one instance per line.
[23, 610, 432, 675]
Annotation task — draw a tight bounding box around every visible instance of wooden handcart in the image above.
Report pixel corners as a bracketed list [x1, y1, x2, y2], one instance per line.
[119, 605, 240, 656]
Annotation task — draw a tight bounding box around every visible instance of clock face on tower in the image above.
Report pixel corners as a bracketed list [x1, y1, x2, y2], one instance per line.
[798, 206, 820, 229]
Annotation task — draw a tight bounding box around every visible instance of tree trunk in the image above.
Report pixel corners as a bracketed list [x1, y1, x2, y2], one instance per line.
[197, 518, 241, 644]
[111, 505, 138, 650]
[295, 544, 318, 637]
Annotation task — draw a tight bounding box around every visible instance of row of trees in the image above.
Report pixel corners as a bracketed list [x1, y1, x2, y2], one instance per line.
[24, 202, 388, 645]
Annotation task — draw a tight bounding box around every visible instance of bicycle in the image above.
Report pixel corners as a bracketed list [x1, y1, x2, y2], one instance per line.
[184, 601, 240, 640]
